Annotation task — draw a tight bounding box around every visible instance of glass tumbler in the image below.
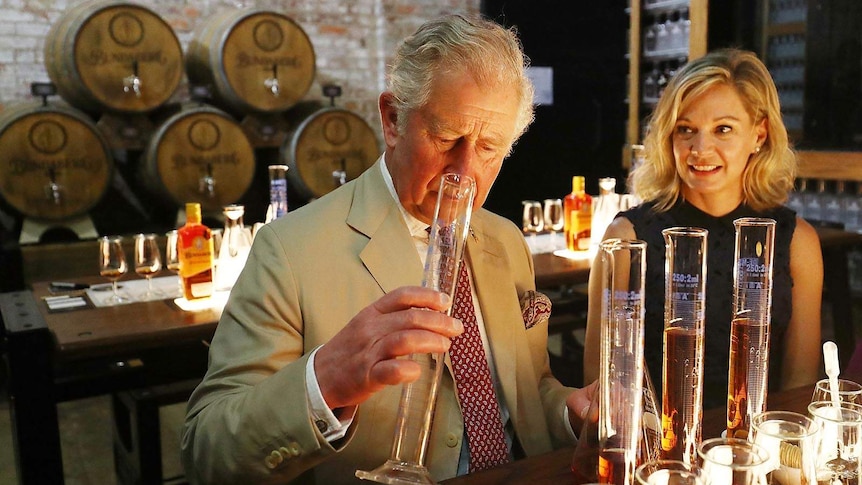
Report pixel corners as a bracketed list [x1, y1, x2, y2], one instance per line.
[750, 410, 819, 484]
[635, 459, 704, 485]
[808, 400, 862, 485]
[697, 437, 769, 485]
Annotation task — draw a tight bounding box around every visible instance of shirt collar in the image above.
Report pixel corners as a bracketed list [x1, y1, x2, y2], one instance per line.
[380, 154, 430, 238]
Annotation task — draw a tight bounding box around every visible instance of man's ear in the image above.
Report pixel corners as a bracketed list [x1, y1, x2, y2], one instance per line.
[379, 92, 400, 147]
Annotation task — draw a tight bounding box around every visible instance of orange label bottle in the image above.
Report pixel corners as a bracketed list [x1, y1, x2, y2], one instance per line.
[178, 202, 214, 300]
[563, 176, 592, 251]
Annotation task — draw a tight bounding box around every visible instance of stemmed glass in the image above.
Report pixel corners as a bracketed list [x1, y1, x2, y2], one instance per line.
[522, 200, 543, 251]
[134, 233, 163, 301]
[98, 235, 129, 305]
[543, 198, 564, 251]
[165, 230, 182, 298]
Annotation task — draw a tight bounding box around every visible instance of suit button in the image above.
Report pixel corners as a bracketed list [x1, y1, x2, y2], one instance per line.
[265, 451, 280, 469]
[445, 433, 459, 448]
[279, 447, 292, 460]
[288, 441, 302, 456]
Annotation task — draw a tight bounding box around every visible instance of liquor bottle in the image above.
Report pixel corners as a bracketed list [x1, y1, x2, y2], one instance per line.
[265, 164, 289, 223]
[178, 202, 214, 300]
[564, 176, 592, 251]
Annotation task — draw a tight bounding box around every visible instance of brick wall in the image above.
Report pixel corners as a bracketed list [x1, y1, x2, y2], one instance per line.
[0, 0, 480, 135]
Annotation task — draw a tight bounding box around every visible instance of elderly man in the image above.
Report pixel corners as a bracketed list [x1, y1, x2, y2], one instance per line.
[182, 14, 595, 484]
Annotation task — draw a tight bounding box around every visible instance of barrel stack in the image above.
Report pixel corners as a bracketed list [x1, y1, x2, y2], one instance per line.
[43, 0, 184, 151]
[0, 1, 383, 251]
[185, 8, 316, 148]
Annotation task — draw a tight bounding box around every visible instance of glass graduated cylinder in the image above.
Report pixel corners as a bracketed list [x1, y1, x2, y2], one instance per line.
[356, 173, 475, 485]
[726, 218, 775, 440]
[660, 227, 707, 466]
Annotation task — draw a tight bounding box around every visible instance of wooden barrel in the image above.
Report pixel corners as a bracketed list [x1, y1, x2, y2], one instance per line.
[43, 0, 183, 113]
[186, 8, 316, 114]
[139, 104, 256, 213]
[281, 105, 381, 200]
[0, 101, 113, 220]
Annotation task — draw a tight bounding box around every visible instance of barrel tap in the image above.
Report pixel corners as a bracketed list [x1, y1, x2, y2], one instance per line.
[44, 167, 64, 205]
[264, 64, 280, 97]
[199, 163, 216, 198]
[123, 60, 142, 98]
[332, 158, 347, 187]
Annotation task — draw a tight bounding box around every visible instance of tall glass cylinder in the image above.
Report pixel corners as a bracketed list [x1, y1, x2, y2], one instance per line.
[356, 173, 475, 485]
[660, 227, 707, 465]
[265, 164, 289, 223]
[726, 218, 776, 439]
[598, 239, 647, 485]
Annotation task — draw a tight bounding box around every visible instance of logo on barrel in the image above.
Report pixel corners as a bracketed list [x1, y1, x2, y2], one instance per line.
[253, 19, 284, 52]
[188, 120, 221, 151]
[109, 12, 145, 48]
[29, 121, 67, 155]
[323, 117, 351, 146]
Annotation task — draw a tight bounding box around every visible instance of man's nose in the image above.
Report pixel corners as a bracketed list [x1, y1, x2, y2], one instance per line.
[445, 144, 475, 175]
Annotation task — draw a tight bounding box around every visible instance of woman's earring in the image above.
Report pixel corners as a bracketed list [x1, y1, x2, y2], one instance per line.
[754, 146, 761, 154]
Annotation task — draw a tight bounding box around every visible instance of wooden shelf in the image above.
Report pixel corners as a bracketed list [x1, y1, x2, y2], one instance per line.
[765, 21, 806, 37]
[797, 151, 862, 182]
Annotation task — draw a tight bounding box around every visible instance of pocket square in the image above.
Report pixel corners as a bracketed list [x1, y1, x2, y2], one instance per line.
[520, 290, 551, 329]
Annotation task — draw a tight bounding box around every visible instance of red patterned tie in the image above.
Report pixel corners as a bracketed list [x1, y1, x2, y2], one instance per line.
[450, 260, 510, 472]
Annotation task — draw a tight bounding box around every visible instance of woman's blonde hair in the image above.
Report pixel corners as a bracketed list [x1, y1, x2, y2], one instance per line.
[631, 48, 796, 212]
[386, 14, 535, 140]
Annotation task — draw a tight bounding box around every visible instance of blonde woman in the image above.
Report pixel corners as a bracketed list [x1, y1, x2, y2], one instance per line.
[583, 48, 822, 410]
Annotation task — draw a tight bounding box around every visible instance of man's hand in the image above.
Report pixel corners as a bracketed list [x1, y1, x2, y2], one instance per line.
[314, 286, 463, 409]
[566, 379, 599, 434]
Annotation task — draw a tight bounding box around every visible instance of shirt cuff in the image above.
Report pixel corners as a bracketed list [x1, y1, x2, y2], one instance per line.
[306, 345, 356, 441]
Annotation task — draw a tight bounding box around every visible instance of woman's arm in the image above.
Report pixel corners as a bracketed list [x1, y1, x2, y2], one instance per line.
[583, 217, 637, 384]
[782, 216, 823, 389]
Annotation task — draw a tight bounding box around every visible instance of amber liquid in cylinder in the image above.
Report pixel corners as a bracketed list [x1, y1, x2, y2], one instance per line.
[661, 326, 703, 463]
[597, 448, 628, 485]
[726, 317, 768, 439]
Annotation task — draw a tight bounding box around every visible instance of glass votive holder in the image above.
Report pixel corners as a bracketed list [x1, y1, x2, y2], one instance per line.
[697, 437, 769, 485]
[812, 378, 862, 404]
[750, 410, 819, 485]
[635, 459, 704, 484]
[808, 401, 862, 485]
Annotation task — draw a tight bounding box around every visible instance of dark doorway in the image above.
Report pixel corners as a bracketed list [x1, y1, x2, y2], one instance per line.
[481, 1, 629, 225]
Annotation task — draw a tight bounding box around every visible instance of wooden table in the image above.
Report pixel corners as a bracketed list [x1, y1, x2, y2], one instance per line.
[441, 383, 818, 484]
[533, 251, 591, 288]
[0, 278, 220, 484]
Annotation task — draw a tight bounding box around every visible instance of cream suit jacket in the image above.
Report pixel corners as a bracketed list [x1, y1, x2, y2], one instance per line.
[181, 160, 575, 484]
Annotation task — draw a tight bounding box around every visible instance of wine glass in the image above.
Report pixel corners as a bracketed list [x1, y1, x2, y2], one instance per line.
[522, 200, 543, 251]
[812, 378, 862, 404]
[543, 198, 564, 250]
[165, 230, 182, 299]
[98, 235, 129, 305]
[134, 233, 162, 301]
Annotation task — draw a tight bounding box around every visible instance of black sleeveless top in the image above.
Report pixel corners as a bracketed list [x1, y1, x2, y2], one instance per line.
[620, 200, 796, 410]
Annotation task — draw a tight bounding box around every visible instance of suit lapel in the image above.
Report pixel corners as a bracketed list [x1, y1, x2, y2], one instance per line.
[467, 212, 520, 423]
[348, 160, 423, 293]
